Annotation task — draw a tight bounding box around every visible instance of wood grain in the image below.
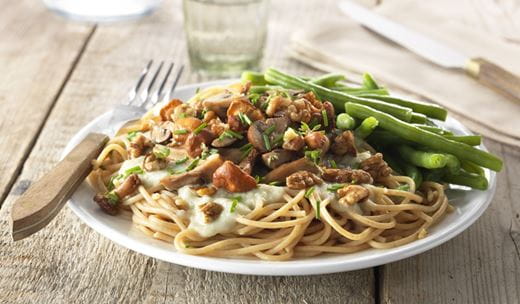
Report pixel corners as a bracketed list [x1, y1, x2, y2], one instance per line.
[380, 139, 520, 304]
[0, 1, 376, 303]
[0, 0, 94, 206]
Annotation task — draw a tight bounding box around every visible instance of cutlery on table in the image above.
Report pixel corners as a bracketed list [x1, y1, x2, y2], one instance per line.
[10, 60, 184, 241]
[339, 0, 520, 104]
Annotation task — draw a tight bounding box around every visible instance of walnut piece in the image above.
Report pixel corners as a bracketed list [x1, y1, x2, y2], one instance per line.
[321, 168, 373, 184]
[337, 185, 369, 205]
[286, 171, 323, 190]
[199, 202, 223, 223]
[331, 131, 357, 156]
[128, 134, 153, 158]
[359, 153, 392, 181]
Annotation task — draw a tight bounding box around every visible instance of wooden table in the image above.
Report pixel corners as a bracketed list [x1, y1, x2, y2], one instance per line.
[1, 0, 518, 303]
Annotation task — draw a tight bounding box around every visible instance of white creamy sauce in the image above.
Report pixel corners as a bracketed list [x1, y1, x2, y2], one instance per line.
[178, 184, 286, 238]
[116, 156, 189, 188]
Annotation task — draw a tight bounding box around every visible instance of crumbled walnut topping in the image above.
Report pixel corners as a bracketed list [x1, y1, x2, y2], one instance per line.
[128, 134, 153, 158]
[331, 131, 357, 156]
[265, 95, 291, 117]
[359, 153, 391, 181]
[321, 168, 373, 184]
[337, 185, 369, 205]
[199, 202, 223, 223]
[286, 171, 323, 190]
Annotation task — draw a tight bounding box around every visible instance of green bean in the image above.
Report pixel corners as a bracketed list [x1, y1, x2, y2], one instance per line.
[444, 135, 481, 146]
[461, 160, 485, 177]
[241, 71, 267, 85]
[249, 85, 284, 94]
[398, 145, 448, 169]
[410, 112, 428, 124]
[444, 170, 488, 190]
[265, 68, 414, 122]
[355, 117, 378, 139]
[366, 130, 406, 146]
[401, 161, 423, 188]
[362, 73, 380, 89]
[331, 87, 389, 96]
[336, 113, 356, 130]
[357, 94, 448, 121]
[444, 154, 461, 174]
[311, 73, 346, 87]
[344, 102, 503, 171]
[414, 125, 453, 135]
[381, 153, 403, 175]
[422, 169, 444, 182]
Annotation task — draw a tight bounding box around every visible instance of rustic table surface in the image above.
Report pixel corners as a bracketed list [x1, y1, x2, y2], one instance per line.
[1, 0, 519, 303]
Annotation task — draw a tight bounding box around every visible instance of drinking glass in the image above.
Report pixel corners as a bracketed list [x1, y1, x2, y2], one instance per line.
[183, 0, 269, 77]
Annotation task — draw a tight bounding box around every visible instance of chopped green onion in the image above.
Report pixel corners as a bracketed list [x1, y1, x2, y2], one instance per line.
[125, 166, 143, 176]
[304, 186, 315, 199]
[327, 183, 346, 192]
[304, 149, 321, 164]
[185, 158, 200, 172]
[106, 191, 120, 205]
[175, 156, 189, 165]
[315, 201, 321, 219]
[230, 196, 242, 213]
[322, 109, 329, 127]
[126, 131, 139, 141]
[237, 112, 252, 126]
[153, 146, 171, 159]
[330, 159, 338, 168]
[193, 122, 208, 135]
[263, 134, 271, 150]
[174, 129, 189, 135]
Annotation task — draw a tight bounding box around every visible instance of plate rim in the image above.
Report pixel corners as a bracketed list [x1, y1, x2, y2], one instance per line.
[62, 80, 497, 276]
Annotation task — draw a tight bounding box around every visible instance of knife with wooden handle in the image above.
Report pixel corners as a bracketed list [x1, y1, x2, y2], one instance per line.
[339, 0, 520, 104]
[10, 133, 108, 241]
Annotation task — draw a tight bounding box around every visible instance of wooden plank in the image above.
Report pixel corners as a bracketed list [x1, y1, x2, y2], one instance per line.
[0, 0, 376, 303]
[0, 0, 93, 206]
[380, 139, 520, 303]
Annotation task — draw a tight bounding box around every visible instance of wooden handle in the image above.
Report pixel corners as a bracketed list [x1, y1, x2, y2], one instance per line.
[10, 132, 108, 241]
[465, 57, 520, 104]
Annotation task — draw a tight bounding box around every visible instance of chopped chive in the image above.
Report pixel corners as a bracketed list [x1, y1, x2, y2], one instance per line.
[263, 134, 271, 150]
[195, 87, 201, 94]
[124, 166, 143, 176]
[229, 196, 242, 213]
[219, 130, 244, 141]
[175, 156, 189, 165]
[126, 131, 139, 141]
[178, 113, 188, 119]
[249, 93, 260, 106]
[255, 175, 263, 183]
[396, 184, 410, 191]
[304, 149, 321, 164]
[322, 109, 329, 127]
[330, 159, 337, 168]
[237, 112, 252, 126]
[201, 148, 218, 160]
[185, 158, 200, 172]
[268, 181, 280, 186]
[193, 122, 207, 135]
[106, 191, 120, 205]
[153, 146, 171, 159]
[265, 125, 276, 135]
[273, 134, 284, 147]
[304, 186, 315, 199]
[327, 183, 346, 192]
[107, 174, 123, 191]
[174, 129, 189, 135]
[315, 201, 321, 219]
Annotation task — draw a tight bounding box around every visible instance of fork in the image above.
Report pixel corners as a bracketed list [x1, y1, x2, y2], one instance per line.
[10, 61, 184, 241]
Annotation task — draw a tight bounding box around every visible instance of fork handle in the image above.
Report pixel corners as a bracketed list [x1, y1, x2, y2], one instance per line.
[10, 133, 108, 241]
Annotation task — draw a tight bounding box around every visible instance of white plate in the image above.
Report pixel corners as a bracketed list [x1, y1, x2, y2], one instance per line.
[63, 80, 497, 276]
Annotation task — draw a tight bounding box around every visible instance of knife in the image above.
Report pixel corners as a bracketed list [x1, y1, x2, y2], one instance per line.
[339, 0, 520, 104]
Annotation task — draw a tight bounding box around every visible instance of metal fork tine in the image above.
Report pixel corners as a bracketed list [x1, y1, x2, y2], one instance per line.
[167, 64, 185, 101]
[139, 61, 164, 107]
[127, 59, 153, 104]
[152, 62, 174, 106]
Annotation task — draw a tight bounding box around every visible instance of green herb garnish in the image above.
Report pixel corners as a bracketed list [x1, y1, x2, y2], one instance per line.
[322, 109, 328, 127]
[268, 181, 280, 186]
[262, 134, 271, 150]
[195, 87, 201, 94]
[327, 183, 346, 192]
[237, 112, 252, 126]
[126, 131, 139, 141]
[255, 175, 263, 183]
[248, 93, 260, 106]
[239, 143, 253, 160]
[315, 201, 321, 219]
[299, 122, 321, 134]
[153, 146, 171, 159]
[230, 196, 242, 213]
[175, 156, 189, 165]
[174, 129, 189, 135]
[201, 148, 218, 160]
[185, 158, 200, 172]
[330, 159, 337, 168]
[219, 129, 244, 141]
[106, 190, 120, 205]
[193, 122, 207, 135]
[304, 186, 315, 199]
[265, 125, 276, 135]
[124, 166, 144, 176]
[178, 113, 188, 119]
[107, 174, 123, 191]
[304, 149, 321, 164]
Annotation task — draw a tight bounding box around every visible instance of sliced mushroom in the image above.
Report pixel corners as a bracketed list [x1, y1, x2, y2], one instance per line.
[151, 123, 173, 144]
[247, 116, 289, 153]
[261, 149, 296, 169]
[211, 135, 237, 148]
[212, 161, 257, 193]
[202, 91, 238, 118]
[239, 148, 258, 175]
[160, 154, 224, 190]
[93, 194, 119, 216]
[304, 131, 331, 155]
[263, 158, 321, 184]
[159, 99, 182, 121]
[114, 174, 141, 198]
